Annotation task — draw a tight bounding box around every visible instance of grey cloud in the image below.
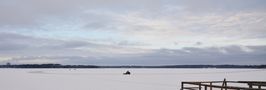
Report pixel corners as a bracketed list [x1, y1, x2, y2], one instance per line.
[0, 0, 162, 27]
[129, 46, 266, 65]
[182, 46, 258, 55]
[2, 0, 260, 26]
[0, 32, 150, 58]
[195, 42, 202, 45]
[5, 45, 265, 65]
[115, 41, 147, 46]
[102, 45, 266, 65]
[0, 33, 33, 51]
[169, 0, 266, 13]
[5, 56, 97, 65]
[0, 32, 107, 56]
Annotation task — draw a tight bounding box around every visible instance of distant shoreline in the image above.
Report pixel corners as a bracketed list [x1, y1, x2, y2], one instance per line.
[1, 64, 266, 69]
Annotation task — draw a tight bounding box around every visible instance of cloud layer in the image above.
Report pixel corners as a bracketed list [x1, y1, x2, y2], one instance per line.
[0, 0, 266, 65]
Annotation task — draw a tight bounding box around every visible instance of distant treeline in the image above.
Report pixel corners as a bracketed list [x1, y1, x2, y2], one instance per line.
[0, 64, 99, 68]
[0, 64, 266, 68]
[106, 65, 266, 68]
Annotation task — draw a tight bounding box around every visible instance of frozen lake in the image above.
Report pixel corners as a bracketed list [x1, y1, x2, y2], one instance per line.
[0, 68, 266, 90]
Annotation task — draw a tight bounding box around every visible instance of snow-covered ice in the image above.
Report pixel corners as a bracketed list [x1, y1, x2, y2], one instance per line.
[0, 68, 266, 90]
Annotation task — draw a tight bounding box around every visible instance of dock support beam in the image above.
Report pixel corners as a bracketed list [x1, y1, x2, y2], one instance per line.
[210, 82, 212, 90]
[221, 78, 227, 90]
[181, 82, 184, 90]
[199, 83, 201, 90]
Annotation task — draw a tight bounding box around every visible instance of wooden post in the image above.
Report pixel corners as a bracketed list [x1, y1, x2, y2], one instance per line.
[181, 82, 184, 90]
[205, 86, 207, 90]
[224, 81, 227, 90]
[210, 82, 212, 90]
[221, 78, 226, 90]
[248, 83, 253, 88]
[258, 85, 261, 89]
[199, 83, 202, 90]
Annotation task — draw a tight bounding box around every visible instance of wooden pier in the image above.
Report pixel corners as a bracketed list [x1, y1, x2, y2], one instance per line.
[181, 79, 266, 90]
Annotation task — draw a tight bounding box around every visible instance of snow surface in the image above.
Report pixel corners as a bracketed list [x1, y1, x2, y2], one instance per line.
[0, 68, 266, 90]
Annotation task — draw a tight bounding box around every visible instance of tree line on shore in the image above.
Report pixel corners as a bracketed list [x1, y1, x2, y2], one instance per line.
[0, 63, 266, 68]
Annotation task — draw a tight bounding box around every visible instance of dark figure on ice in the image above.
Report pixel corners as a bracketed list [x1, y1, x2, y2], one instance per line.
[123, 70, 131, 75]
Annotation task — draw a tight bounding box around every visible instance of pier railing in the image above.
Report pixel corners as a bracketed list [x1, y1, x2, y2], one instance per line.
[181, 79, 266, 90]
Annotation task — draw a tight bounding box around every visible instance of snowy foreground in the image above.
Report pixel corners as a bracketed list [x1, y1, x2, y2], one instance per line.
[0, 69, 266, 90]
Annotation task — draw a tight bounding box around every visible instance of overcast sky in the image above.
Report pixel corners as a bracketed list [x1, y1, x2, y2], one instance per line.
[0, 0, 266, 65]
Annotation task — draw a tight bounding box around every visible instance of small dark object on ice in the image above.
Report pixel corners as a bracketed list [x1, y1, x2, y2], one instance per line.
[123, 70, 131, 75]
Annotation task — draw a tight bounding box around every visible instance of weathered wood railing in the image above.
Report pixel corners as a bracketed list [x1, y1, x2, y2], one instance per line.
[181, 79, 266, 90]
